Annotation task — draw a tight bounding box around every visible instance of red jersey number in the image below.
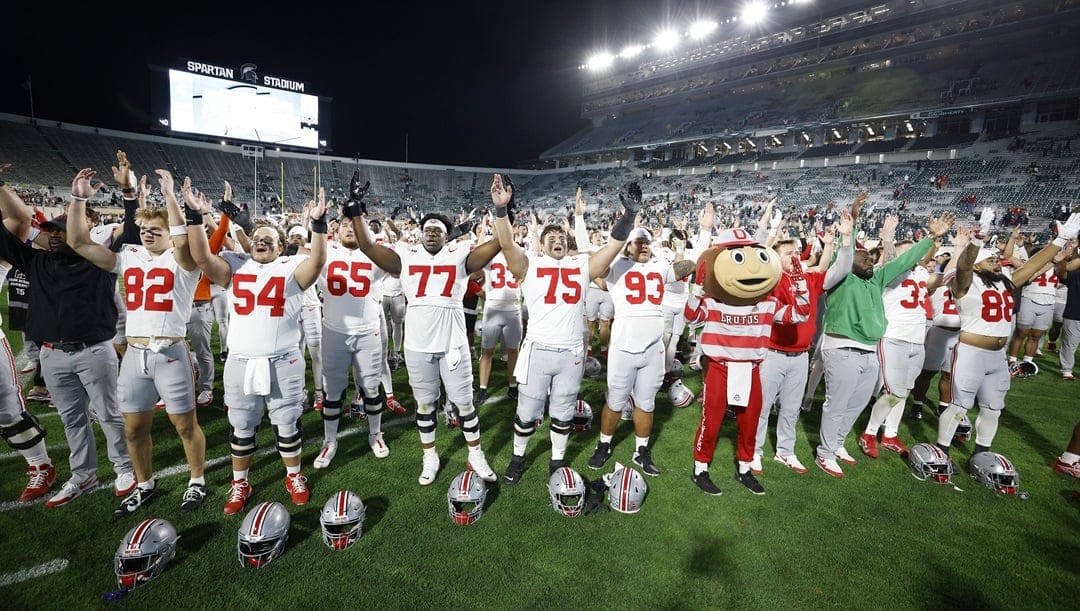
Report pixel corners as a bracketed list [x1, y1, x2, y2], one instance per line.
[624, 271, 664, 305]
[536, 267, 582, 304]
[124, 268, 175, 312]
[980, 289, 1015, 323]
[897, 278, 927, 310]
[409, 265, 457, 298]
[942, 290, 958, 316]
[489, 262, 519, 289]
[232, 274, 286, 317]
[326, 260, 372, 297]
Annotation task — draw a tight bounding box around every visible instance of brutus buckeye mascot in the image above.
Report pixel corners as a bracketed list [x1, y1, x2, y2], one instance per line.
[684, 228, 810, 496]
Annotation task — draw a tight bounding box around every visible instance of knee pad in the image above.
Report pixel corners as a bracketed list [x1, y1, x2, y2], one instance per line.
[512, 415, 536, 437]
[273, 422, 303, 457]
[549, 416, 572, 436]
[459, 406, 479, 434]
[0, 411, 46, 451]
[321, 399, 343, 421]
[416, 410, 437, 434]
[230, 430, 258, 457]
[363, 390, 384, 417]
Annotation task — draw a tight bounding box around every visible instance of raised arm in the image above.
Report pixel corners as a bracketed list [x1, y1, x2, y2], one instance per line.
[1011, 213, 1080, 286]
[573, 187, 589, 252]
[0, 164, 31, 241]
[343, 170, 401, 275]
[878, 214, 899, 264]
[589, 182, 642, 279]
[65, 168, 117, 272]
[159, 170, 196, 272]
[491, 174, 527, 279]
[294, 189, 329, 290]
[184, 185, 232, 286]
[822, 209, 855, 290]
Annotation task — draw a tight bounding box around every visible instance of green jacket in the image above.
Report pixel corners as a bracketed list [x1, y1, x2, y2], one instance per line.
[822, 238, 934, 345]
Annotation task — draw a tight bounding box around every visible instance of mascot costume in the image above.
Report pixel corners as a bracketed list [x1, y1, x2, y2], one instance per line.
[684, 228, 810, 495]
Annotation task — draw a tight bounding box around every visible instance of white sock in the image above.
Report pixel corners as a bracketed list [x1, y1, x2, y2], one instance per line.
[233, 470, 248, 482]
[599, 433, 613, 444]
[864, 394, 893, 435]
[286, 464, 301, 475]
[738, 460, 752, 474]
[1061, 451, 1080, 463]
[634, 436, 650, 451]
[883, 396, 907, 437]
[550, 431, 568, 461]
[973, 408, 1001, 447]
[188, 476, 205, 486]
[694, 460, 709, 475]
[138, 478, 155, 490]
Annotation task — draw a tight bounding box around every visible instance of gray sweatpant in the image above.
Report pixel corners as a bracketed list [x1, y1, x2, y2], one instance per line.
[187, 302, 214, 394]
[816, 346, 879, 461]
[1059, 319, 1080, 376]
[756, 349, 809, 458]
[40, 341, 131, 482]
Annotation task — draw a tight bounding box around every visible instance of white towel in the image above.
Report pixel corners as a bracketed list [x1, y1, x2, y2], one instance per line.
[513, 340, 534, 385]
[726, 361, 752, 408]
[243, 358, 272, 396]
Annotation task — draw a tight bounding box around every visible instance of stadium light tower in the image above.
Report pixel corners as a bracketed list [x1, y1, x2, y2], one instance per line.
[689, 20, 718, 39]
[653, 29, 679, 51]
[586, 51, 615, 71]
[741, 2, 769, 25]
[620, 44, 644, 59]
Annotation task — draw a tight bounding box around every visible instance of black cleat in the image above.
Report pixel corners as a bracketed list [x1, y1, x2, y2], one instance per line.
[180, 483, 207, 513]
[476, 388, 489, 405]
[507, 386, 519, 401]
[115, 486, 157, 518]
[503, 455, 526, 485]
[587, 442, 613, 470]
[692, 471, 723, 496]
[548, 459, 566, 474]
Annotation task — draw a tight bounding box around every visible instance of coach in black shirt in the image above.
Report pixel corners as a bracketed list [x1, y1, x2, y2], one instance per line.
[0, 169, 133, 508]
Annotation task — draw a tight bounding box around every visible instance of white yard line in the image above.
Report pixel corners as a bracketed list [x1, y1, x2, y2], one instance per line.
[0, 559, 69, 587]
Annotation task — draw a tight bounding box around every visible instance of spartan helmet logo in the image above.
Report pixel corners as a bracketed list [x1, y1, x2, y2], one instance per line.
[240, 63, 259, 84]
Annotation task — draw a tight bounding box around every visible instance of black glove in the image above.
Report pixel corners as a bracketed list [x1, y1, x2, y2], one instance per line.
[219, 199, 254, 234]
[348, 170, 371, 215]
[619, 182, 643, 213]
[584, 478, 609, 515]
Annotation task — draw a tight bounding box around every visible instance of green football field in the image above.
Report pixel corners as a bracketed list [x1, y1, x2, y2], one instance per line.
[1, 312, 1077, 609]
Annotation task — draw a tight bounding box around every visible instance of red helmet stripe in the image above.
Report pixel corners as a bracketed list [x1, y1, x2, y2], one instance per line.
[251, 502, 273, 536]
[619, 468, 632, 511]
[461, 471, 472, 495]
[562, 467, 574, 487]
[336, 491, 348, 517]
[127, 519, 155, 551]
[996, 454, 1013, 471]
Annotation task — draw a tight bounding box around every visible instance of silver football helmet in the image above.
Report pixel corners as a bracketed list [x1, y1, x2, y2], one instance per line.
[969, 451, 1020, 495]
[320, 490, 366, 551]
[954, 414, 972, 442]
[573, 399, 593, 432]
[448, 471, 487, 525]
[1013, 360, 1038, 378]
[607, 465, 648, 514]
[908, 443, 955, 484]
[583, 357, 602, 378]
[669, 379, 695, 408]
[669, 358, 683, 373]
[115, 518, 179, 588]
[548, 466, 586, 517]
[238, 501, 290, 567]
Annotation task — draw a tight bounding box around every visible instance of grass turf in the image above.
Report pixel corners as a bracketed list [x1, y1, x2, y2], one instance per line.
[0, 313, 1077, 609]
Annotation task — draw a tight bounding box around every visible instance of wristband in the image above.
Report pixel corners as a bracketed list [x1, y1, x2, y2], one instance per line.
[184, 207, 204, 226]
[122, 187, 135, 195]
[169, 225, 187, 237]
[70, 195, 89, 202]
[1053, 237, 1067, 248]
[310, 217, 327, 234]
[610, 210, 638, 241]
[494, 206, 508, 218]
[969, 237, 984, 248]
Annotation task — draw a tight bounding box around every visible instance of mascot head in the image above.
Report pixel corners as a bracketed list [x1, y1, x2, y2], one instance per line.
[697, 228, 782, 306]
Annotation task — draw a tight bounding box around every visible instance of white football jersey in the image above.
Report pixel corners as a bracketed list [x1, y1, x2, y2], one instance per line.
[882, 266, 930, 343]
[1024, 267, 1058, 304]
[520, 252, 589, 348]
[319, 242, 387, 335]
[484, 253, 521, 312]
[382, 273, 403, 297]
[115, 245, 201, 338]
[223, 252, 306, 357]
[957, 274, 1016, 337]
[654, 246, 689, 311]
[607, 255, 674, 352]
[398, 242, 471, 353]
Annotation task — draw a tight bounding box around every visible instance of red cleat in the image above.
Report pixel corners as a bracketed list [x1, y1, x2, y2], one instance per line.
[285, 472, 310, 505]
[19, 464, 57, 502]
[858, 433, 879, 459]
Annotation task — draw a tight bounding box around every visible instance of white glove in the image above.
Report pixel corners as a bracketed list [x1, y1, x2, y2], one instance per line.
[978, 207, 994, 236]
[1056, 212, 1080, 241]
[769, 208, 782, 230]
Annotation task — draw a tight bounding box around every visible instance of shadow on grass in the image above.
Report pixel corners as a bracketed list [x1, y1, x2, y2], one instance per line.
[685, 536, 729, 579]
[175, 521, 224, 568]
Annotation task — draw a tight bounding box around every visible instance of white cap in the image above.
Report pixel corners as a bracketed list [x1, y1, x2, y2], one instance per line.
[627, 227, 651, 242]
[974, 248, 998, 264]
[288, 225, 306, 238]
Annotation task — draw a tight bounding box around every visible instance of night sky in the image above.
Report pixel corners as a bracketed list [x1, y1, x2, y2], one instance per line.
[5, 1, 846, 167]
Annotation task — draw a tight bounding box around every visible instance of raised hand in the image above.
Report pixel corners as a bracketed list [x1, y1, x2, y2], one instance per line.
[699, 201, 715, 231]
[837, 208, 854, 237]
[491, 174, 512, 208]
[978, 207, 995, 236]
[851, 192, 869, 220]
[154, 169, 175, 197]
[1056, 212, 1080, 241]
[349, 169, 370, 202]
[574, 186, 585, 216]
[70, 168, 103, 200]
[952, 223, 972, 251]
[927, 212, 957, 238]
[820, 223, 836, 245]
[618, 182, 643, 213]
[310, 187, 327, 220]
[111, 150, 133, 188]
[881, 214, 899, 240]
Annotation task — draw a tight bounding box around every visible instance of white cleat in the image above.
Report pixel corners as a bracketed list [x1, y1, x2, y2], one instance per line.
[369, 434, 390, 459]
[467, 450, 498, 482]
[313, 442, 338, 469]
[419, 452, 441, 486]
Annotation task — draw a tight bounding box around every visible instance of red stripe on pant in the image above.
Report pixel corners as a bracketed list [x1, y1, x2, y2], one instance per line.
[693, 359, 763, 465]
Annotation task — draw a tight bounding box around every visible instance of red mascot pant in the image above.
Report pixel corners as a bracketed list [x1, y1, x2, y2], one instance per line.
[693, 359, 762, 465]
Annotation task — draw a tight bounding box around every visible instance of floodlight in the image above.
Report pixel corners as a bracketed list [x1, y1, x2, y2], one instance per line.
[905, 121, 915, 132]
[620, 44, 644, 59]
[653, 30, 679, 51]
[741, 2, 768, 25]
[586, 52, 615, 71]
[689, 20, 718, 39]
[865, 126, 875, 136]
